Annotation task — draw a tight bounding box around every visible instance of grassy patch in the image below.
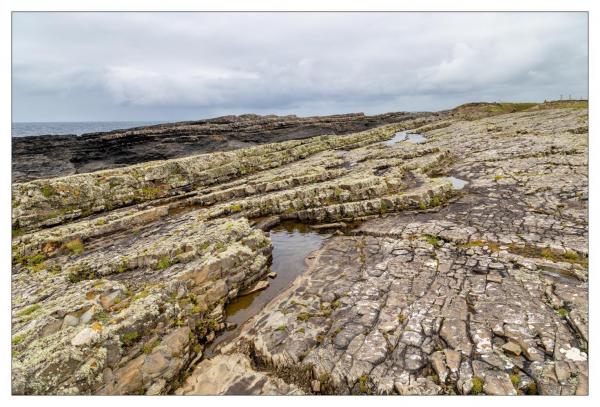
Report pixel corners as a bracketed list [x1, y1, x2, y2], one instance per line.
[143, 339, 161, 354]
[424, 234, 441, 246]
[28, 253, 46, 266]
[484, 103, 537, 115]
[510, 374, 521, 388]
[331, 327, 342, 339]
[139, 186, 162, 200]
[379, 200, 390, 214]
[507, 244, 588, 268]
[471, 377, 484, 394]
[12, 334, 26, 346]
[538, 100, 588, 110]
[65, 239, 85, 255]
[95, 311, 110, 324]
[67, 262, 96, 283]
[526, 382, 538, 395]
[459, 240, 501, 252]
[40, 184, 56, 198]
[30, 261, 47, 273]
[17, 304, 41, 317]
[121, 331, 140, 346]
[563, 250, 580, 261]
[131, 290, 150, 302]
[358, 375, 370, 394]
[297, 312, 312, 322]
[155, 256, 171, 270]
[116, 261, 128, 274]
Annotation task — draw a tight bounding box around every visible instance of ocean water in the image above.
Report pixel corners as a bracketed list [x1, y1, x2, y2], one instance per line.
[12, 121, 162, 137]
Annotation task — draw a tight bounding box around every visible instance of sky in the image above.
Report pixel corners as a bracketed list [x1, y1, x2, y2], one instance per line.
[12, 12, 588, 122]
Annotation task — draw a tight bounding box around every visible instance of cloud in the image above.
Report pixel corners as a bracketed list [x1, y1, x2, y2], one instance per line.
[103, 66, 261, 106]
[12, 12, 588, 121]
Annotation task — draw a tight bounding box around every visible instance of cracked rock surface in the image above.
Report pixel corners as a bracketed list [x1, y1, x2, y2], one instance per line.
[202, 107, 588, 395]
[11, 103, 587, 395]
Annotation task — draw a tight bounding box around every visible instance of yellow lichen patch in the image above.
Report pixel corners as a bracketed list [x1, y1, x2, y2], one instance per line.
[91, 321, 103, 332]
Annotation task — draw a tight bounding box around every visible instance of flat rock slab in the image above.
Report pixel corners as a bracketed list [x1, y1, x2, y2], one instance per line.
[176, 354, 303, 395]
[310, 222, 347, 230]
[239, 280, 269, 296]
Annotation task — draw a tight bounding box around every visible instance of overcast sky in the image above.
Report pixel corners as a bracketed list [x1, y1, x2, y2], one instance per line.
[12, 12, 587, 122]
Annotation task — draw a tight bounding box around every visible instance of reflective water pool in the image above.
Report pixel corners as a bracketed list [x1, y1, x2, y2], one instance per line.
[204, 222, 330, 355]
[448, 176, 469, 190]
[382, 131, 427, 146]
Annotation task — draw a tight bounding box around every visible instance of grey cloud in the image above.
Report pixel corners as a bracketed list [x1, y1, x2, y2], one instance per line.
[12, 12, 588, 121]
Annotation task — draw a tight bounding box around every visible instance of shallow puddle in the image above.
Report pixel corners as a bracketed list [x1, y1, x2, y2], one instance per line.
[448, 176, 469, 190]
[204, 222, 330, 356]
[382, 131, 427, 146]
[406, 133, 427, 143]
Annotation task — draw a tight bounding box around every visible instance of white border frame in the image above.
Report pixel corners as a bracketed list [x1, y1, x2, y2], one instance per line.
[1, 2, 595, 407]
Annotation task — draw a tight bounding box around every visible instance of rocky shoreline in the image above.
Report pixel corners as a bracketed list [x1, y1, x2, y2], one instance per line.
[11, 102, 588, 395]
[12, 111, 434, 183]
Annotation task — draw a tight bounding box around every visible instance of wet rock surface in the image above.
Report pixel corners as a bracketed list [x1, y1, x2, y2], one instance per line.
[11, 104, 588, 395]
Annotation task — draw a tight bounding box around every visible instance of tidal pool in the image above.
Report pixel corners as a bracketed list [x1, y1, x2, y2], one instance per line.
[448, 176, 469, 190]
[382, 131, 427, 146]
[204, 222, 330, 356]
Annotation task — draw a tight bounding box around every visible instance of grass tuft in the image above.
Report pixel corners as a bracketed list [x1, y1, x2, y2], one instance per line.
[471, 377, 484, 394]
[17, 304, 41, 317]
[510, 374, 521, 388]
[12, 334, 26, 346]
[424, 234, 441, 246]
[297, 312, 312, 322]
[40, 184, 56, 198]
[155, 256, 171, 270]
[121, 331, 140, 346]
[65, 239, 85, 255]
[526, 382, 538, 395]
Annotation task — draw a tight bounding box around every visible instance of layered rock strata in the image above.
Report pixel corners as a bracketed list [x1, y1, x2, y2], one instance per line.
[184, 107, 589, 396]
[11, 105, 588, 395]
[12, 117, 454, 394]
[12, 111, 432, 182]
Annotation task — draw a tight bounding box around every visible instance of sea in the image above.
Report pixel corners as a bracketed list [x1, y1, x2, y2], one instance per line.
[11, 121, 163, 137]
